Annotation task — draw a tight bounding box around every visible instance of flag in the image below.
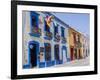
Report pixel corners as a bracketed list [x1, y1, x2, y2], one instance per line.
[45, 15, 54, 27]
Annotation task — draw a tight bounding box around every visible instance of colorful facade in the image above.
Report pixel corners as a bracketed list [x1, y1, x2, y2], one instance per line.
[68, 28, 83, 60]
[22, 11, 70, 68]
[22, 11, 90, 69]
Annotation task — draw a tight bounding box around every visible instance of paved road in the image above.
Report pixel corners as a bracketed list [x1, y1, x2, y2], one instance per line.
[54, 56, 90, 67]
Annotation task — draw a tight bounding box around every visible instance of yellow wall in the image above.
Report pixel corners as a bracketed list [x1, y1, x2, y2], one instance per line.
[68, 28, 74, 47]
[68, 27, 83, 59]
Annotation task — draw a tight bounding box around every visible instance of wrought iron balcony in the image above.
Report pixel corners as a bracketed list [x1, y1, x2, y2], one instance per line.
[75, 41, 82, 48]
[29, 27, 41, 37]
[54, 34, 60, 42]
[61, 37, 67, 43]
[44, 31, 53, 40]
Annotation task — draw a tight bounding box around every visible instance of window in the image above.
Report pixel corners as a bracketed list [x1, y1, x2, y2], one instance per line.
[54, 45, 60, 61]
[29, 12, 42, 37]
[30, 12, 39, 28]
[74, 48, 77, 59]
[32, 16, 37, 27]
[78, 35, 80, 42]
[54, 26, 58, 35]
[44, 43, 51, 61]
[54, 23, 59, 36]
[73, 32, 76, 43]
[44, 20, 50, 32]
[61, 27, 65, 37]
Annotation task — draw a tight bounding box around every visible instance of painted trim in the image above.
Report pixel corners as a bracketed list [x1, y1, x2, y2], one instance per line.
[23, 64, 30, 69]
[30, 11, 39, 33]
[39, 62, 45, 68]
[44, 43, 51, 61]
[53, 22, 59, 35]
[61, 27, 65, 37]
[62, 46, 67, 63]
[56, 60, 63, 64]
[54, 44, 61, 64]
[44, 43, 54, 67]
[46, 61, 55, 67]
[23, 41, 39, 69]
[23, 44, 31, 68]
[44, 36, 52, 40]
[29, 32, 41, 37]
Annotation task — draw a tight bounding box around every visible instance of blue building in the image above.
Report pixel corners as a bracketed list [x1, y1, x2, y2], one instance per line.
[22, 11, 70, 69]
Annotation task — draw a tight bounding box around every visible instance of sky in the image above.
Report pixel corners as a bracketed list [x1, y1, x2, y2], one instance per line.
[52, 12, 90, 37]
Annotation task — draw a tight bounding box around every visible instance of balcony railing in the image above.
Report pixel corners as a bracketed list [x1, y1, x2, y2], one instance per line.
[29, 27, 41, 37]
[61, 37, 67, 43]
[44, 31, 53, 40]
[54, 34, 60, 42]
[75, 41, 82, 48]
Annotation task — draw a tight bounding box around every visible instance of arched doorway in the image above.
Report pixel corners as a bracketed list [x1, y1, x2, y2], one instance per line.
[29, 41, 39, 68]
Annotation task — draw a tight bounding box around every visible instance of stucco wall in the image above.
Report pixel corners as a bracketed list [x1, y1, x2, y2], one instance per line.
[22, 11, 70, 66]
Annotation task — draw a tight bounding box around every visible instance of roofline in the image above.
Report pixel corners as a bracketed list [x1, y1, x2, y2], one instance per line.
[44, 12, 84, 34]
[43, 12, 70, 28]
[40, 12, 89, 38]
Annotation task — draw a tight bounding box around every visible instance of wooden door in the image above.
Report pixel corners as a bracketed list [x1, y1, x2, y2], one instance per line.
[70, 47, 74, 60]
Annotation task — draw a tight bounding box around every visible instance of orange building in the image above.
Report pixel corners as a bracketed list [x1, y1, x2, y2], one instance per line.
[68, 27, 82, 61]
